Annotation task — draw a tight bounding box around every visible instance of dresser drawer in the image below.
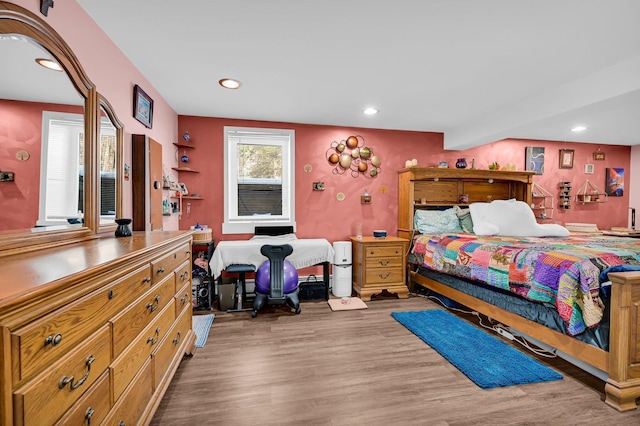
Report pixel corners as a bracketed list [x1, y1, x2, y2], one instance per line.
[110, 301, 176, 402]
[111, 273, 176, 357]
[365, 244, 405, 259]
[365, 268, 404, 285]
[54, 370, 110, 426]
[175, 260, 191, 293]
[13, 325, 111, 426]
[153, 306, 191, 390]
[12, 265, 151, 383]
[175, 281, 192, 318]
[102, 358, 153, 426]
[151, 243, 191, 282]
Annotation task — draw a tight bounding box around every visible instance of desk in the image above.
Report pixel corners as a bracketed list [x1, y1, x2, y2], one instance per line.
[210, 238, 335, 299]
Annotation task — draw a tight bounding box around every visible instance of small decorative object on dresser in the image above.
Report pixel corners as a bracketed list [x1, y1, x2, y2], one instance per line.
[115, 218, 133, 237]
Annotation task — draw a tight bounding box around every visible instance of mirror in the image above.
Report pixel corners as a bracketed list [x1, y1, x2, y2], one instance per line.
[0, 3, 103, 253]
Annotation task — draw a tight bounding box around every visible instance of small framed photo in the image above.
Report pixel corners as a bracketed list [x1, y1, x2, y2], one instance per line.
[133, 84, 154, 128]
[559, 149, 574, 169]
[178, 182, 189, 195]
[593, 151, 606, 161]
[584, 164, 594, 174]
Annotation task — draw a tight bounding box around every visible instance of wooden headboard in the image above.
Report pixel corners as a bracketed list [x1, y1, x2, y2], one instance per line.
[397, 167, 534, 240]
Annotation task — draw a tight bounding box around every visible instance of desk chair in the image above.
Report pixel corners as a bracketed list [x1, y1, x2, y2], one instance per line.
[252, 244, 300, 318]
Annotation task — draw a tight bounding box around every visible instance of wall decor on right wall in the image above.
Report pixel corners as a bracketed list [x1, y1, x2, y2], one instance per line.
[605, 167, 624, 196]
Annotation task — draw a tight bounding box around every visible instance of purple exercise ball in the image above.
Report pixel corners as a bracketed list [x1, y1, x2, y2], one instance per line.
[255, 260, 299, 294]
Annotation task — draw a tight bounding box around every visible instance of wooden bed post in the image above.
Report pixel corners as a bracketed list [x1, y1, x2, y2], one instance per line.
[605, 271, 640, 412]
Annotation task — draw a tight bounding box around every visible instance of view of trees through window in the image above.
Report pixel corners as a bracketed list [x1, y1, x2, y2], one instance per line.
[237, 143, 283, 216]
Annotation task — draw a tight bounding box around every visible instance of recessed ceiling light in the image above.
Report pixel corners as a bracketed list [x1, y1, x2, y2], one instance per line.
[571, 125, 587, 132]
[363, 107, 378, 115]
[35, 58, 63, 72]
[219, 78, 242, 89]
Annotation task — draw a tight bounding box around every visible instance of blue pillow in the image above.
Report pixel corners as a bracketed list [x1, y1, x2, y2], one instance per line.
[414, 208, 463, 234]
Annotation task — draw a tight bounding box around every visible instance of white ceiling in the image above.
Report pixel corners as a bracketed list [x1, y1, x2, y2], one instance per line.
[55, 1, 640, 148]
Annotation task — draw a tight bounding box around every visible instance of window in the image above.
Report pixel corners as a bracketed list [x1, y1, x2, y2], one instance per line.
[38, 111, 84, 226]
[223, 126, 295, 234]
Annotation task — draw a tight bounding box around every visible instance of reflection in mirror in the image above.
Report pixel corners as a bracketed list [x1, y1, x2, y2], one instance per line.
[0, 2, 98, 255]
[0, 35, 85, 231]
[98, 100, 121, 228]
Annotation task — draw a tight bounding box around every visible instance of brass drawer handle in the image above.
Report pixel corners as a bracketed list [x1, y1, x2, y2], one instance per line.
[45, 333, 63, 347]
[146, 294, 160, 312]
[378, 259, 390, 266]
[86, 407, 94, 425]
[173, 330, 181, 344]
[58, 355, 94, 390]
[377, 272, 391, 280]
[180, 293, 189, 304]
[157, 267, 166, 274]
[142, 277, 152, 284]
[180, 271, 189, 281]
[147, 327, 160, 345]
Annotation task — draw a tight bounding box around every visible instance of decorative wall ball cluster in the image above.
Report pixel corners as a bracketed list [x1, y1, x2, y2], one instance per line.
[326, 135, 381, 178]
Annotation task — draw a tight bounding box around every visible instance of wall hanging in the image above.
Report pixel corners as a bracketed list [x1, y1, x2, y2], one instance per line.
[605, 168, 624, 196]
[326, 135, 381, 178]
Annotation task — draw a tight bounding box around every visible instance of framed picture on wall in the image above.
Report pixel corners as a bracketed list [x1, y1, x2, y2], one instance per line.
[525, 146, 545, 174]
[133, 84, 154, 128]
[606, 168, 624, 196]
[584, 164, 594, 174]
[559, 149, 574, 169]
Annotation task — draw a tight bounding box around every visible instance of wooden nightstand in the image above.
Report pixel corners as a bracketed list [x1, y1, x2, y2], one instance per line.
[350, 236, 410, 301]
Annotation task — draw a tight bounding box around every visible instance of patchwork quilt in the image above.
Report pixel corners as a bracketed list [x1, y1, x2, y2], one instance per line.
[410, 233, 640, 335]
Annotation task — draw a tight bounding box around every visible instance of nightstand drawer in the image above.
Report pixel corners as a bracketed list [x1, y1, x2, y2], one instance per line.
[365, 268, 403, 284]
[365, 244, 405, 259]
[366, 257, 403, 269]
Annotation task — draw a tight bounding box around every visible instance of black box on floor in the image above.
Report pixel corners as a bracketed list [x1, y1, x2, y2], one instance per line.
[192, 275, 213, 311]
[298, 276, 327, 301]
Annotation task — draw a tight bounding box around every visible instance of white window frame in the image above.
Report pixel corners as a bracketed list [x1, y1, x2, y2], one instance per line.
[223, 126, 295, 234]
[38, 111, 84, 226]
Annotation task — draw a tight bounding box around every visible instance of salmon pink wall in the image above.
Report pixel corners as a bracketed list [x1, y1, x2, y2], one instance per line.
[0, 99, 83, 230]
[177, 116, 632, 245]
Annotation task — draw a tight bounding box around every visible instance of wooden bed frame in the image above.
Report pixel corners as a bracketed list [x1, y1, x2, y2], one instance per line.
[397, 167, 640, 412]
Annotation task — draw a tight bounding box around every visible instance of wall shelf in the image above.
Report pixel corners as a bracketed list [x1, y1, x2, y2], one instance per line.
[172, 167, 199, 173]
[559, 181, 572, 210]
[531, 182, 554, 219]
[575, 179, 607, 204]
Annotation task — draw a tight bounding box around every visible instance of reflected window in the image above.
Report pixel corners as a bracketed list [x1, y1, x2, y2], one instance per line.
[223, 126, 295, 234]
[38, 111, 84, 226]
[99, 116, 117, 221]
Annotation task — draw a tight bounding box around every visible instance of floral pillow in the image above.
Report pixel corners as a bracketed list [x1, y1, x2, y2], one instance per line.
[414, 208, 463, 234]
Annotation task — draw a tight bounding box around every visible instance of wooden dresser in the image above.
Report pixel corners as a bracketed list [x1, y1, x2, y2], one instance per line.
[0, 231, 196, 425]
[350, 236, 409, 301]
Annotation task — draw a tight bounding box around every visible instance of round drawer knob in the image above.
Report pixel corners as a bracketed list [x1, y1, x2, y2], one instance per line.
[45, 333, 63, 346]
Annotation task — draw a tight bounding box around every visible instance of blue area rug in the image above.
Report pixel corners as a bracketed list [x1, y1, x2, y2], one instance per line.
[193, 314, 215, 348]
[391, 309, 562, 389]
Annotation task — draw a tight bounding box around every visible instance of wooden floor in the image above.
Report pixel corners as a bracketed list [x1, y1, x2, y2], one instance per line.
[152, 294, 640, 425]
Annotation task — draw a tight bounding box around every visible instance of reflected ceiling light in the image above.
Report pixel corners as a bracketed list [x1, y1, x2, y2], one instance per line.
[363, 107, 379, 115]
[571, 125, 587, 132]
[219, 78, 242, 89]
[35, 57, 63, 71]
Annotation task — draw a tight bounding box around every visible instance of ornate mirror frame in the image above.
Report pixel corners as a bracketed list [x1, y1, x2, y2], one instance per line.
[0, 2, 121, 255]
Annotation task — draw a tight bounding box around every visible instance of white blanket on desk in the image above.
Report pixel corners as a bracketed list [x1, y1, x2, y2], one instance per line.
[209, 237, 335, 278]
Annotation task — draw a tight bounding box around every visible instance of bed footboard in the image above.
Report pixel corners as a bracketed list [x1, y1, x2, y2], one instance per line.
[410, 269, 640, 411]
[605, 271, 640, 412]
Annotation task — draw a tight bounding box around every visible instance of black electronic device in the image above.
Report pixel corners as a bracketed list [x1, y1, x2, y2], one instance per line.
[192, 275, 212, 310]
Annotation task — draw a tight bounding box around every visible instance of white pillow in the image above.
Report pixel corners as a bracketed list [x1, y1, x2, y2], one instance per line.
[414, 208, 463, 234]
[469, 199, 569, 237]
